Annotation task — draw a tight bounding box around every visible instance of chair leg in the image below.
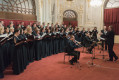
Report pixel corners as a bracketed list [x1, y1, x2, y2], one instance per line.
[64, 54, 65, 64]
[82, 47, 84, 52]
[98, 45, 99, 50]
[86, 48, 88, 53]
[76, 53, 81, 69]
[68, 56, 70, 61]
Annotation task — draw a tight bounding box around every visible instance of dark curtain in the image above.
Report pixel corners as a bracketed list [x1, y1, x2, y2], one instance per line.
[104, 8, 119, 35]
[0, 19, 35, 27]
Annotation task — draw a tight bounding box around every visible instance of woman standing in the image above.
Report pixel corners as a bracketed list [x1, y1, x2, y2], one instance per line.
[13, 29, 23, 75]
[0, 27, 5, 78]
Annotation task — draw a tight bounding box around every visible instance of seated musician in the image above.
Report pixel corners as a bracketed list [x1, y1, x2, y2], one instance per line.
[84, 33, 97, 53]
[66, 35, 80, 65]
[84, 32, 93, 47]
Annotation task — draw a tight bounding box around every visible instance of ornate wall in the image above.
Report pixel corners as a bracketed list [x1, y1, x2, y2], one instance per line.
[36, 0, 105, 32]
[55, 0, 104, 32]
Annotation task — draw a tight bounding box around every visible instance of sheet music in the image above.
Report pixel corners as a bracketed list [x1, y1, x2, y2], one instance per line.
[41, 33, 46, 38]
[49, 33, 51, 36]
[35, 35, 41, 39]
[0, 34, 8, 38]
[8, 32, 13, 36]
[100, 37, 105, 40]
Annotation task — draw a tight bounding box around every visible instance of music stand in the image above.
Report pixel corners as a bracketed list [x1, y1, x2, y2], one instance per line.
[99, 45, 107, 60]
[91, 43, 99, 59]
[87, 49, 97, 67]
[98, 39, 107, 60]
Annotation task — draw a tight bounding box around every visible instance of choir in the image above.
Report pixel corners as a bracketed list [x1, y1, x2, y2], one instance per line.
[0, 21, 108, 78]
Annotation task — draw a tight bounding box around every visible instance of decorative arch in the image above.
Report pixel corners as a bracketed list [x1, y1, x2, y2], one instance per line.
[63, 10, 77, 21]
[63, 10, 78, 27]
[106, 0, 119, 8]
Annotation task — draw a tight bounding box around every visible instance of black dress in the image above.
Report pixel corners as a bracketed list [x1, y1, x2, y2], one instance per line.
[34, 34, 42, 60]
[40, 32, 47, 58]
[26, 34, 35, 62]
[13, 36, 24, 75]
[52, 33, 57, 54]
[46, 33, 52, 56]
[2, 40, 11, 68]
[59, 33, 63, 52]
[0, 44, 4, 78]
[55, 33, 59, 54]
[19, 34, 29, 69]
[51, 33, 56, 54]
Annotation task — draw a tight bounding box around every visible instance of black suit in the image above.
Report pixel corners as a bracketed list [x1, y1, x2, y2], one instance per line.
[101, 30, 107, 50]
[92, 30, 98, 41]
[81, 31, 86, 44]
[84, 36, 93, 47]
[86, 31, 92, 35]
[106, 30, 118, 61]
[66, 40, 80, 63]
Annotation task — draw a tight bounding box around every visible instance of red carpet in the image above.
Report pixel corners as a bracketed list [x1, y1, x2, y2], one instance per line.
[2, 44, 119, 80]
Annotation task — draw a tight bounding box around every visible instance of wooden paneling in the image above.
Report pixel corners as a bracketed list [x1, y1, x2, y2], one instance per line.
[0, 12, 5, 19]
[0, 11, 37, 21]
[0, 0, 36, 15]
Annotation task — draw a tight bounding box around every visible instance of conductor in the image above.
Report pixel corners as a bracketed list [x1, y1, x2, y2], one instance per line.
[106, 26, 118, 61]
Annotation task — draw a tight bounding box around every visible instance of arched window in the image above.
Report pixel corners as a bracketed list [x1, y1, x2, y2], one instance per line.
[0, 0, 36, 14]
[63, 10, 76, 19]
[106, 0, 119, 8]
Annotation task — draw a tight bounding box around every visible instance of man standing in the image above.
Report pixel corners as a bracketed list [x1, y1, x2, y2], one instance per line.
[106, 26, 118, 61]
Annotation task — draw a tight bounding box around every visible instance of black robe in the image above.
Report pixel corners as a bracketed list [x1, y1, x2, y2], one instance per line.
[34, 33, 42, 60]
[13, 36, 24, 75]
[26, 34, 35, 62]
[0, 45, 4, 78]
